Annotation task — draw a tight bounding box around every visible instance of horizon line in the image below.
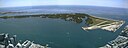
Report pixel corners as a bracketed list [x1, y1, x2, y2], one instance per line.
[0, 5, 127, 9]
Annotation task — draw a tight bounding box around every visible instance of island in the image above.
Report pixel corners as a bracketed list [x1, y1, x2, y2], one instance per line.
[0, 13, 87, 23]
[0, 12, 28, 15]
[0, 13, 125, 32]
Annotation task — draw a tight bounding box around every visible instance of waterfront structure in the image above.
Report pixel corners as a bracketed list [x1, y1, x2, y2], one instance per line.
[0, 33, 50, 48]
[100, 25, 128, 48]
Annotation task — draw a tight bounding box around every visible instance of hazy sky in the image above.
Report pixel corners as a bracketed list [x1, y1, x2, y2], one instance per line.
[0, 0, 128, 8]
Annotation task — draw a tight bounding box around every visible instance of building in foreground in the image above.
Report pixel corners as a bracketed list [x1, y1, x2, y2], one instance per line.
[0, 33, 50, 48]
[100, 25, 128, 48]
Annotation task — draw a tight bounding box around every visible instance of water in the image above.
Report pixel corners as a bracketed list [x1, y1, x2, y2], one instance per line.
[0, 5, 128, 48]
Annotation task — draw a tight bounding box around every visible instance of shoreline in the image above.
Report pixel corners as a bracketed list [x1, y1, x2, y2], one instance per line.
[0, 13, 125, 32]
[82, 14, 125, 32]
[100, 25, 128, 48]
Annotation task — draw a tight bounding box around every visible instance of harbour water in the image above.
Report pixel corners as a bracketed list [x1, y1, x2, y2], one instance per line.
[0, 5, 128, 48]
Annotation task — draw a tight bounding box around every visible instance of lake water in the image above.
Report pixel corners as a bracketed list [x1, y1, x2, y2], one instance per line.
[0, 5, 128, 48]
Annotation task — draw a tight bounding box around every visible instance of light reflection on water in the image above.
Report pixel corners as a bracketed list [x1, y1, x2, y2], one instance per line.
[0, 6, 128, 48]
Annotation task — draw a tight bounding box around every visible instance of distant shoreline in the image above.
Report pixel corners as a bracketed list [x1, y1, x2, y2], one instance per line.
[0, 5, 127, 9]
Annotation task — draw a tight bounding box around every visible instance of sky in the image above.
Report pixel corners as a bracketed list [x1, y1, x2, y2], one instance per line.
[0, 0, 128, 8]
